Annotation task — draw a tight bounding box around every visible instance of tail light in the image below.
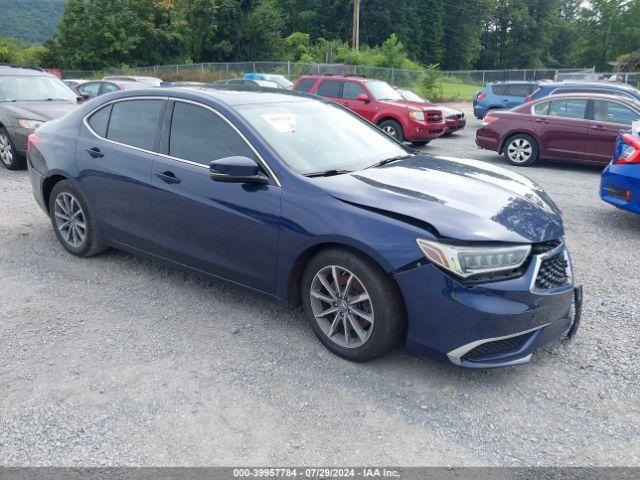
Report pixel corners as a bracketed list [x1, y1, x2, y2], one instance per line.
[524, 95, 533, 103]
[27, 133, 41, 152]
[615, 134, 640, 164]
[477, 93, 487, 101]
[482, 115, 499, 126]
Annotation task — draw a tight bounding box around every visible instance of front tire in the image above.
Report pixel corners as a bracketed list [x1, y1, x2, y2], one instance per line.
[411, 140, 430, 147]
[379, 119, 404, 142]
[49, 180, 106, 257]
[0, 128, 25, 170]
[301, 249, 406, 362]
[503, 133, 539, 166]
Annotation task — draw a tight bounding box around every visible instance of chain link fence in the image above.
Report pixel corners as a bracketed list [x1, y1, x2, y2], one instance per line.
[62, 62, 638, 94]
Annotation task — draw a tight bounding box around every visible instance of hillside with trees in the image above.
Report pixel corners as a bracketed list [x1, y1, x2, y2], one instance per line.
[1, 0, 639, 73]
[0, 0, 65, 44]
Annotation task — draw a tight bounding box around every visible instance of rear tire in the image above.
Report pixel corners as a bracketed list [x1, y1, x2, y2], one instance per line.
[301, 249, 406, 362]
[379, 120, 404, 142]
[49, 180, 107, 257]
[503, 133, 539, 166]
[0, 128, 26, 170]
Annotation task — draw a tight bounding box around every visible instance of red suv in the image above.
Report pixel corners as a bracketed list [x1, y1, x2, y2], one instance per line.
[294, 75, 446, 146]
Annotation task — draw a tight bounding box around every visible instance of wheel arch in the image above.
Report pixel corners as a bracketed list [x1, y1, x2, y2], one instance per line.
[285, 241, 398, 308]
[42, 174, 71, 211]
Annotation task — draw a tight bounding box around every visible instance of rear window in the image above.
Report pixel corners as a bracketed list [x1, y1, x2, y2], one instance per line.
[492, 85, 508, 95]
[507, 84, 534, 97]
[107, 99, 164, 151]
[547, 99, 588, 119]
[296, 78, 316, 92]
[316, 80, 342, 98]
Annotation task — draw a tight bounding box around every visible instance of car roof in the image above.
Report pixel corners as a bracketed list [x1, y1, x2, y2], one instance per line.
[529, 92, 640, 105]
[0, 65, 52, 77]
[107, 85, 316, 107]
[299, 74, 372, 81]
[488, 81, 539, 85]
[541, 82, 637, 92]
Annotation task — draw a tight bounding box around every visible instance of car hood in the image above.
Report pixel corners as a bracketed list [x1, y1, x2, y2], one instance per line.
[1, 100, 78, 122]
[316, 155, 564, 243]
[381, 99, 441, 111]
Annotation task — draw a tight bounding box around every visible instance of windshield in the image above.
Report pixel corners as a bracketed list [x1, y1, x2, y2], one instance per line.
[268, 75, 293, 89]
[236, 99, 408, 175]
[366, 80, 403, 101]
[0, 75, 77, 102]
[400, 89, 428, 103]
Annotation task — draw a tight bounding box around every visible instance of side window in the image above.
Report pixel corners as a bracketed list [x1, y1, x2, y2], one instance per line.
[492, 84, 508, 95]
[101, 83, 119, 94]
[533, 101, 550, 116]
[296, 79, 316, 92]
[594, 100, 640, 126]
[547, 99, 588, 120]
[342, 81, 367, 100]
[79, 82, 101, 98]
[316, 80, 343, 98]
[506, 84, 532, 97]
[107, 99, 164, 151]
[87, 105, 112, 137]
[169, 102, 256, 165]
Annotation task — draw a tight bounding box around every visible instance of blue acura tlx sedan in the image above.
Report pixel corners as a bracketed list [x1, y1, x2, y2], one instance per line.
[27, 87, 582, 368]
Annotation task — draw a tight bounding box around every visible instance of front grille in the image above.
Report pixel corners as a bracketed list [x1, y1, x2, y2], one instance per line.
[535, 252, 569, 290]
[426, 110, 442, 122]
[462, 331, 536, 361]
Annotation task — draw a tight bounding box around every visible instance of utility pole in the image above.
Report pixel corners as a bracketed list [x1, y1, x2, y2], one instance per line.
[351, 0, 360, 51]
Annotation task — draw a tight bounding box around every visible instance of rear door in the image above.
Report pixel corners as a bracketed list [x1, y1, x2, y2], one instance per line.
[151, 100, 282, 293]
[532, 98, 590, 161]
[76, 98, 166, 251]
[341, 80, 377, 122]
[588, 99, 640, 164]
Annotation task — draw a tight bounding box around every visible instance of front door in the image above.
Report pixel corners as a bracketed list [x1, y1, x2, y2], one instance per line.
[151, 100, 282, 294]
[342, 81, 377, 122]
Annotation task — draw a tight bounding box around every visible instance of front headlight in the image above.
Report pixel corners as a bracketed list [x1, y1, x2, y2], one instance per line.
[18, 119, 45, 130]
[408, 110, 425, 122]
[416, 239, 531, 278]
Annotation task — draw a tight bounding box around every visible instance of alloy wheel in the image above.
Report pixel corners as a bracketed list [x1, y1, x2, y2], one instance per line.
[0, 133, 13, 166]
[309, 265, 374, 349]
[382, 125, 397, 138]
[507, 138, 533, 164]
[54, 192, 87, 248]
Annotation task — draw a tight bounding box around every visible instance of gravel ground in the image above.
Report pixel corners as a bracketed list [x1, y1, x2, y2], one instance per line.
[1, 103, 639, 467]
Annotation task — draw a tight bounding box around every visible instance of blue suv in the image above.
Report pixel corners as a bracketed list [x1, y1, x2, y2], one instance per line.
[473, 82, 539, 118]
[528, 82, 640, 103]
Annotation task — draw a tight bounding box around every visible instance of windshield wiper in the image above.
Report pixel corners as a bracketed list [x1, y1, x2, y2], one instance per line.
[304, 169, 352, 178]
[367, 154, 414, 169]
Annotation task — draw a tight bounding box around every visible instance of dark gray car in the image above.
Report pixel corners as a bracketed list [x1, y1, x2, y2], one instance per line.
[0, 65, 79, 170]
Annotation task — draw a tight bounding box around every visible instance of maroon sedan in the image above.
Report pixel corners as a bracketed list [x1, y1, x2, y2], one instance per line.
[476, 93, 640, 166]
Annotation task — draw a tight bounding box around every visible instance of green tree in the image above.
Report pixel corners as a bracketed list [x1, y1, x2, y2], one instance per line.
[180, 0, 218, 62]
[238, 0, 285, 60]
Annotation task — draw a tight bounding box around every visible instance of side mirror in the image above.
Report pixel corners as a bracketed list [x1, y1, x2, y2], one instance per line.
[210, 156, 269, 185]
[77, 94, 90, 102]
[356, 93, 370, 103]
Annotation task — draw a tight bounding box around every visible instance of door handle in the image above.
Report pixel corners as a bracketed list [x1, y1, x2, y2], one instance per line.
[534, 118, 548, 123]
[154, 171, 181, 185]
[86, 147, 104, 158]
[591, 124, 605, 130]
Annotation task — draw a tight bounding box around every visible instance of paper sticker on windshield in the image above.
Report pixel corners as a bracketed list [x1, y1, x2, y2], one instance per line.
[262, 113, 296, 133]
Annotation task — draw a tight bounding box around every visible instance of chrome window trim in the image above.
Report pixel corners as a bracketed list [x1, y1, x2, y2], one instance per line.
[83, 95, 170, 157]
[591, 98, 640, 126]
[447, 324, 549, 366]
[528, 242, 574, 295]
[82, 95, 282, 187]
[166, 98, 281, 187]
